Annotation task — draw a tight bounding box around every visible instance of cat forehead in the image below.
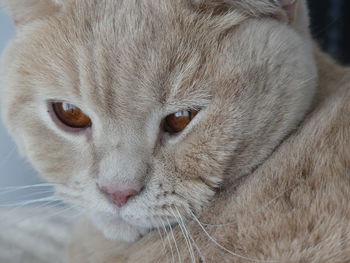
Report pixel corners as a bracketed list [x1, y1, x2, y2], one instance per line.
[12, 2, 246, 98]
[7, 0, 292, 119]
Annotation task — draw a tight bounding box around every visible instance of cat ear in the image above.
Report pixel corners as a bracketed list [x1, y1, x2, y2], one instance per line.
[271, 0, 299, 24]
[191, 0, 300, 24]
[1, 0, 62, 26]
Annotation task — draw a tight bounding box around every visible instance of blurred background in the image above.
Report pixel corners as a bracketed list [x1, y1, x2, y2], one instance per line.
[308, 0, 350, 64]
[0, 1, 349, 204]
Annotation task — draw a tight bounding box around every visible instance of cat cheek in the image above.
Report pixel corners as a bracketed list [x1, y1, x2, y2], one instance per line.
[85, 127, 93, 140]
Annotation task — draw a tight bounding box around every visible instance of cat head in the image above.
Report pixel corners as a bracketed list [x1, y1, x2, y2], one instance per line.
[1, 0, 317, 242]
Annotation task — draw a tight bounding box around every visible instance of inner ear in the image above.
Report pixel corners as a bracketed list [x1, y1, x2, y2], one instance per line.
[2, 0, 61, 26]
[274, 0, 299, 24]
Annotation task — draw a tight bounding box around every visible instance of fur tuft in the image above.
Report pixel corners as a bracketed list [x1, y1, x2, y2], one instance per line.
[1, 0, 60, 25]
[190, 0, 310, 36]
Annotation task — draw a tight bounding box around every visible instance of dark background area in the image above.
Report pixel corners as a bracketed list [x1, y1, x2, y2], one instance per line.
[308, 0, 349, 64]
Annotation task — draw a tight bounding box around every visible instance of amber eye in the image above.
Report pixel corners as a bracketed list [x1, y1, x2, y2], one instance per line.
[164, 110, 198, 134]
[52, 102, 92, 129]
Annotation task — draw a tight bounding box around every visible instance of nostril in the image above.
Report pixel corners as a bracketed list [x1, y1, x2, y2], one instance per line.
[100, 187, 139, 208]
[110, 189, 138, 207]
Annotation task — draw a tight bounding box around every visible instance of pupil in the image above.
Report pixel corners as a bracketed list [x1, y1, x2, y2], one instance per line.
[70, 105, 75, 113]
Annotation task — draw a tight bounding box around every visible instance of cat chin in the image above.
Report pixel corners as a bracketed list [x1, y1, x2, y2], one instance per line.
[89, 212, 149, 243]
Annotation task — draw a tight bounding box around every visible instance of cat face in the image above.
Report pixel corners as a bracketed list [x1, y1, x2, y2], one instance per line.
[1, 0, 317, 242]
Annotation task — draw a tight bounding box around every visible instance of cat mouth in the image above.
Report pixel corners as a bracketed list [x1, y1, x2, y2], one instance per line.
[88, 210, 156, 242]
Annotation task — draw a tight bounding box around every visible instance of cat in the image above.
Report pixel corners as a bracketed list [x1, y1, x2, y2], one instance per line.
[63, 44, 350, 263]
[67, 48, 350, 263]
[1, 0, 348, 262]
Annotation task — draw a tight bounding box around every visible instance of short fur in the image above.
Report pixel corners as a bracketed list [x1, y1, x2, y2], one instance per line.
[67, 49, 350, 262]
[1, 0, 348, 262]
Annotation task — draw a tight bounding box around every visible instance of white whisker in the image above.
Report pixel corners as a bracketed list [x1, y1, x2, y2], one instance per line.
[160, 219, 175, 263]
[201, 182, 300, 227]
[0, 190, 55, 202]
[0, 196, 60, 207]
[0, 183, 58, 192]
[166, 216, 182, 263]
[43, 206, 81, 222]
[155, 217, 167, 252]
[154, 217, 168, 263]
[185, 222, 206, 263]
[1, 199, 66, 225]
[170, 207, 195, 263]
[190, 211, 274, 263]
[176, 207, 203, 263]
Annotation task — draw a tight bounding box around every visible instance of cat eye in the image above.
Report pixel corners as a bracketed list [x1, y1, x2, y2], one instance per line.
[52, 102, 92, 129]
[164, 110, 198, 134]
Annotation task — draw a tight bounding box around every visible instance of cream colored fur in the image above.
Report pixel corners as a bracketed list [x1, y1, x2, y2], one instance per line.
[0, 207, 74, 263]
[66, 49, 350, 262]
[0, 0, 349, 262]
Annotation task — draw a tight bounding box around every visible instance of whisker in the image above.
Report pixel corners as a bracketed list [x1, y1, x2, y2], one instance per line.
[185, 222, 206, 263]
[190, 211, 275, 263]
[1, 198, 65, 221]
[175, 207, 202, 263]
[154, 217, 168, 263]
[39, 205, 81, 222]
[0, 183, 58, 192]
[160, 219, 175, 263]
[0, 196, 60, 207]
[1, 204, 79, 247]
[155, 217, 167, 252]
[0, 189, 55, 202]
[166, 216, 182, 263]
[201, 182, 301, 227]
[170, 207, 195, 263]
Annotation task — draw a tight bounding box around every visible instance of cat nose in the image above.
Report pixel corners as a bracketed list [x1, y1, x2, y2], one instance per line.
[100, 186, 139, 207]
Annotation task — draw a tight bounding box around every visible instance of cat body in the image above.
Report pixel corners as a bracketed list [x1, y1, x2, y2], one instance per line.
[1, 0, 349, 262]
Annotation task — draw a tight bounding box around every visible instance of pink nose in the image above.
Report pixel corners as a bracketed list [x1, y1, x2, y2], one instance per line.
[100, 187, 139, 207]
